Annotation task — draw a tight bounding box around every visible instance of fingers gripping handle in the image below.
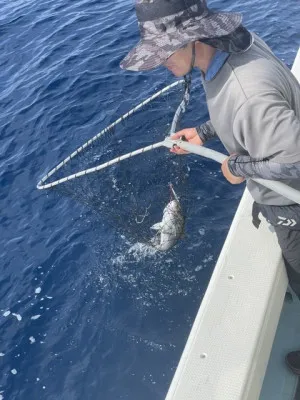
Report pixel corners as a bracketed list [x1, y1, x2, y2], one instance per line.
[163, 138, 226, 163]
[164, 138, 300, 206]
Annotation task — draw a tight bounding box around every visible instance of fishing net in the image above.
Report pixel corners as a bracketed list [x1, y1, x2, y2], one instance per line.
[38, 79, 200, 251]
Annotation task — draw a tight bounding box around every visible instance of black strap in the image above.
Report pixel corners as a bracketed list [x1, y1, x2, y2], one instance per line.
[252, 201, 261, 229]
[184, 41, 196, 86]
[190, 41, 196, 72]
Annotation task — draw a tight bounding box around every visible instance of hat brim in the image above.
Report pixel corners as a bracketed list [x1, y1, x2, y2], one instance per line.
[120, 11, 242, 71]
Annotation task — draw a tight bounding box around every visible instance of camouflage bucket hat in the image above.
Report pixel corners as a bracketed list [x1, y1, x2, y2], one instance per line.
[120, 0, 242, 71]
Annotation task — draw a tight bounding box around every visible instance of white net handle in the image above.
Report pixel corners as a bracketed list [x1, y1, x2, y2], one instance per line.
[38, 132, 300, 205]
[170, 139, 300, 206]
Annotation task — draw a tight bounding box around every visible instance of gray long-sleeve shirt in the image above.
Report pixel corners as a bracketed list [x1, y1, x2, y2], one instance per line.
[202, 33, 300, 206]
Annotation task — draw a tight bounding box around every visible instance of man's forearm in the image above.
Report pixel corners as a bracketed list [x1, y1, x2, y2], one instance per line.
[228, 154, 300, 180]
[196, 120, 217, 143]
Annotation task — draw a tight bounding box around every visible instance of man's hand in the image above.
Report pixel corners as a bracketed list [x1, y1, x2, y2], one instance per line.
[170, 128, 203, 155]
[221, 156, 245, 184]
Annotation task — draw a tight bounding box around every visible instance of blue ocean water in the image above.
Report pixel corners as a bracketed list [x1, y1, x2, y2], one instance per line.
[0, 0, 299, 399]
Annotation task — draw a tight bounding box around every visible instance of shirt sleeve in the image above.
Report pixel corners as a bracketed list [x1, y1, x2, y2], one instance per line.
[228, 154, 300, 181]
[233, 91, 300, 163]
[196, 120, 218, 143]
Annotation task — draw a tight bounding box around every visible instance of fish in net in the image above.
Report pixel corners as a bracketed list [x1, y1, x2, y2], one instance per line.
[37, 79, 197, 251]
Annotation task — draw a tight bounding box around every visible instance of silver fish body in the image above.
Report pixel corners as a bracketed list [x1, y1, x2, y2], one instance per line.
[150, 197, 184, 251]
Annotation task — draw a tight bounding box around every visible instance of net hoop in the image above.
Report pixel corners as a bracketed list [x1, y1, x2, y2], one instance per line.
[37, 80, 184, 190]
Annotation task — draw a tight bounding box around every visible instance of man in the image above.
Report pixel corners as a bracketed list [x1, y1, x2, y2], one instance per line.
[120, 0, 300, 373]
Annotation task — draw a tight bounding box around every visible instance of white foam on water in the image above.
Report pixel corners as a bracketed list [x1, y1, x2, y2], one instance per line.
[11, 369, 17, 375]
[45, 296, 53, 299]
[3, 311, 10, 317]
[203, 254, 213, 263]
[29, 336, 36, 344]
[111, 242, 159, 267]
[0, 353, 5, 357]
[111, 254, 126, 267]
[12, 313, 22, 321]
[128, 242, 158, 260]
[0, 394, 3, 400]
[36, 378, 40, 381]
[129, 334, 176, 351]
[194, 255, 214, 272]
[31, 315, 41, 320]
[111, 177, 120, 192]
[35, 287, 41, 294]
[187, 242, 202, 250]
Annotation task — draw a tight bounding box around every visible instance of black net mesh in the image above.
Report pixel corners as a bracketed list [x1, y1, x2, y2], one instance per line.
[43, 80, 197, 250]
